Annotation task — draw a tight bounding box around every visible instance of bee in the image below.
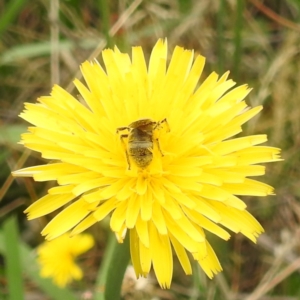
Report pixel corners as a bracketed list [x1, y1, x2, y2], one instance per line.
[116, 118, 168, 170]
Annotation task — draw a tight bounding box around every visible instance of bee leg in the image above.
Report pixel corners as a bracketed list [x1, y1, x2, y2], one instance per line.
[155, 138, 164, 157]
[155, 118, 170, 132]
[116, 126, 129, 134]
[163, 118, 170, 132]
[120, 134, 131, 170]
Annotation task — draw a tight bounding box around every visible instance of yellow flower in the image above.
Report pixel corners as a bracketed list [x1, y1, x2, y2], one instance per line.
[37, 233, 94, 287]
[13, 39, 281, 288]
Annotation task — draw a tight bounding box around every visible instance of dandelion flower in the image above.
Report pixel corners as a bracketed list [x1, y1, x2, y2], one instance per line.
[37, 233, 94, 287]
[13, 39, 281, 288]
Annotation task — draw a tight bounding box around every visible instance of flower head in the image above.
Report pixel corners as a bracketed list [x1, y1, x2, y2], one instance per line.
[13, 39, 281, 288]
[37, 233, 94, 287]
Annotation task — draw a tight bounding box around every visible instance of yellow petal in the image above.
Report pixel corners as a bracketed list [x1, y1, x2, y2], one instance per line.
[25, 193, 76, 219]
[135, 215, 149, 248]
[130, 228, 143, 277]
[71, 214, 99, 236]
[169, 233, 192, 275]
[197, 241, 222, 278]
[110, 199, 128, 232]
[149, 222, 172, 289]
[222, 178, 274, 196]
[126, 194, 140, 228]
[139, 240, 151, 274]
[140, 193, 153, 221]
[42, 199, 98, 240]
[152, 201, 168, 235]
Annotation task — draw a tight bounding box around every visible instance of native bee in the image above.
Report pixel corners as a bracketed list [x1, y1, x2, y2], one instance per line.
[116, 118, 168, 170]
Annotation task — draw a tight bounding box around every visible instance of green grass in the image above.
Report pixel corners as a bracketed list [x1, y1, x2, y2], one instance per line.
[1, 0, 300, 299]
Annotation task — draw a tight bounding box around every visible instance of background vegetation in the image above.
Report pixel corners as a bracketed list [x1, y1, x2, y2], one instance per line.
[0, 0, 299, 299]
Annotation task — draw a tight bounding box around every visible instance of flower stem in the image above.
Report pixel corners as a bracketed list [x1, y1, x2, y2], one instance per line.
[95, 232, 130, 300]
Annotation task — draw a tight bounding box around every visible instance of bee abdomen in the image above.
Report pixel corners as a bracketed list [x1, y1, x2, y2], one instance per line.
[129, 142, 153, 168]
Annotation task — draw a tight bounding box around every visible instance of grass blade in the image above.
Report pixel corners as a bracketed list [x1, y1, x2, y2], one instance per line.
[2, 215, 24, 300]
[0, 0, 27, 36]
